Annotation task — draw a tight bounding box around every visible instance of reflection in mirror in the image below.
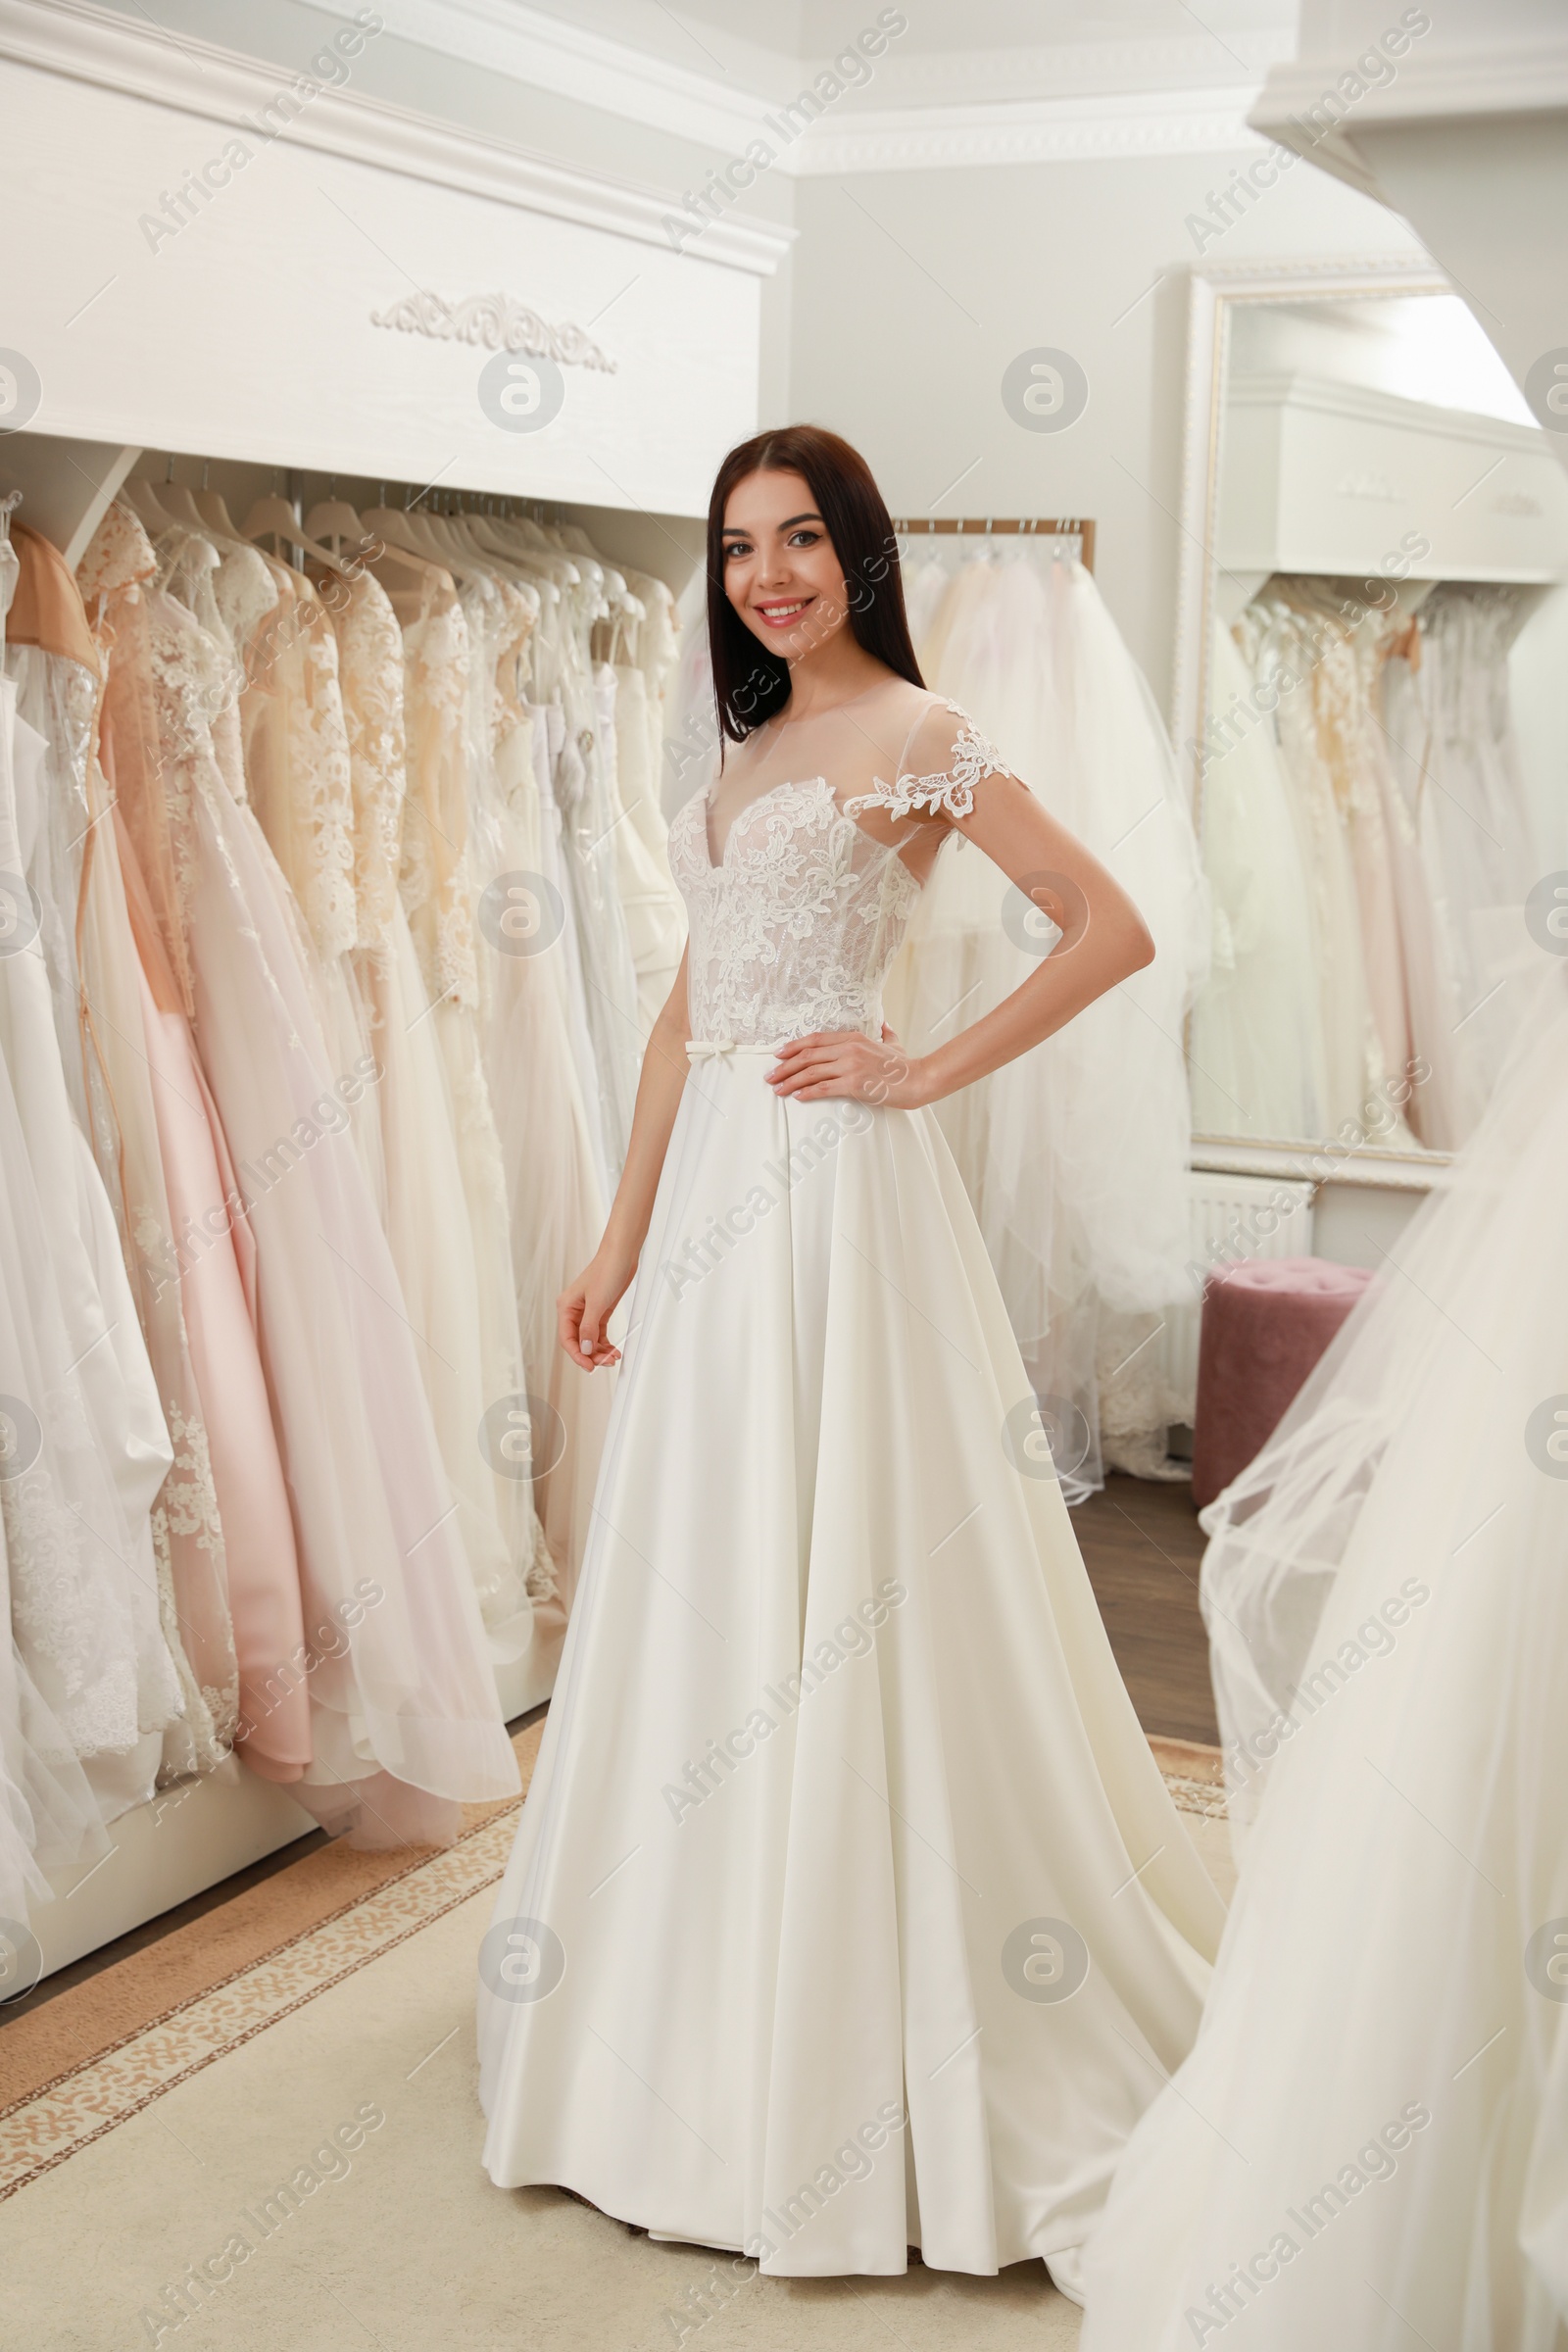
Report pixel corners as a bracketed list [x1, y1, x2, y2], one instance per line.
[1184, 276, 1568, 1163]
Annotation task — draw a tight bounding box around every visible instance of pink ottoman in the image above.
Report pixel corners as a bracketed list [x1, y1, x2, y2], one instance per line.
[1192, 1255, 1375, 1510]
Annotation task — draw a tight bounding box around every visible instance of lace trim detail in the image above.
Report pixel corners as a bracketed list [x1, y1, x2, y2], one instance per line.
[330, 571, 407, 955]
[670, 775, 918, 1050]
[76, 502, 156, 606]
[844, 700, 1009, 824]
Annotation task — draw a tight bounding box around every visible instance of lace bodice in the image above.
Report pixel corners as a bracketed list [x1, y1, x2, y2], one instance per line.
[668, 687, 1008, 1050]
[327, 567, 407, 956]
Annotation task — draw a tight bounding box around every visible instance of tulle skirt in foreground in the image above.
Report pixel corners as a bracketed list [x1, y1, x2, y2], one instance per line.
[1081, 964, 1568, 2351]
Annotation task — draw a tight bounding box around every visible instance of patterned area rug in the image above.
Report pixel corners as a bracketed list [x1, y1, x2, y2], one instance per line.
[0, 1728, 1225, 2204]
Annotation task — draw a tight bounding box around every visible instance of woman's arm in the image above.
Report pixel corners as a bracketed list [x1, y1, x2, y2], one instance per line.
[766, 771, 1153, 1108]
[558, 948, 692, 1370]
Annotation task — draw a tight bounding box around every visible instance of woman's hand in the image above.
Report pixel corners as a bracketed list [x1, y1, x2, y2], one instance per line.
[558, 1246, 639, 1371]
[765, 1024, 931, 1108]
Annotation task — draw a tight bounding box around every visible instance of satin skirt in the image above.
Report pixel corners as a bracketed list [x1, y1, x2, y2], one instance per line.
[477, 1053, 1223, 2286]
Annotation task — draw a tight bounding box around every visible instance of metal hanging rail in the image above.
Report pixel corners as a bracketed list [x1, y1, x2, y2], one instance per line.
[889, 515, 1096, 572]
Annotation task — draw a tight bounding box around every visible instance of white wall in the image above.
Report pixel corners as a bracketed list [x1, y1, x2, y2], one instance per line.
[83, 0, 802, 426]
[785, 150, 1423, 706]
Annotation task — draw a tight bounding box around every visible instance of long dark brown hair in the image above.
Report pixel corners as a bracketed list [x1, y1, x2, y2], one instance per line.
[706, 424, 924, 745]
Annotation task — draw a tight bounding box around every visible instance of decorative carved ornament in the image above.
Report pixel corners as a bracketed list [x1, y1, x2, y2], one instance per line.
[370, 291, 616, 373]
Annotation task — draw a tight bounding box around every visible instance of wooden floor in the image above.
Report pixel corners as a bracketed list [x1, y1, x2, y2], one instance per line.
[1072, 1473, 1219, 1746]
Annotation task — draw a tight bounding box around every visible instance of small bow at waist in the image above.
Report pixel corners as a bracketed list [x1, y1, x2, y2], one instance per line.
[685, 1040, 782, 1062]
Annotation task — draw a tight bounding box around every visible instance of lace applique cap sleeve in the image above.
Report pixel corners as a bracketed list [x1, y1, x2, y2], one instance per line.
[845, 696, 1012, 824]
[76, 501, 157, 608]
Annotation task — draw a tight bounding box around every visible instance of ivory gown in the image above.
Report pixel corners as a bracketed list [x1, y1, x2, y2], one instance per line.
[890, 552, 1207, 1493]
[328, 562, 545, 1657]
[0, 636, 181, 1822]
[463, 579, 610, 1629]
[479, 682, 1224, 2294]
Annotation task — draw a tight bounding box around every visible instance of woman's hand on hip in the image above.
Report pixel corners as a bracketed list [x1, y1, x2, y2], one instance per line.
[765, 1025, 931, 1109]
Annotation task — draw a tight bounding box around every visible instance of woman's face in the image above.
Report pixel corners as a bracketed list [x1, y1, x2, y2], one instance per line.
[720, 468, 847, 665]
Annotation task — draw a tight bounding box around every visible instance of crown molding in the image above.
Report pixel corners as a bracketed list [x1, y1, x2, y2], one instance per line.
[865, 30, 1294, 108]
[1255, 36, 1568, 132]
[314, 0, 778, 155]
[795, 87, 1269, 174]
[0, 0, 793, 274]
[298, 0, 1282, 172]
[1250, 37, 1568, 197]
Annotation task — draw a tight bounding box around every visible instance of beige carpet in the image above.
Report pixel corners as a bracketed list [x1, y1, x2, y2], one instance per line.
[0, 1736, 1232, 2348]
[0, 1879, 1082, 2351]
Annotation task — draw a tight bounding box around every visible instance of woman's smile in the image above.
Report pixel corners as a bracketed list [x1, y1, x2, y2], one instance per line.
[752, 594, 814, 628]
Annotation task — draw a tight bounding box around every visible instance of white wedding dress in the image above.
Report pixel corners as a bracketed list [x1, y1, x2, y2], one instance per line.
[1188, 618, 1328, 1143]
[1080, 957, 1568, 2349]
[479, 681, 1223, 2291]
[888, 550, 1208, 1490]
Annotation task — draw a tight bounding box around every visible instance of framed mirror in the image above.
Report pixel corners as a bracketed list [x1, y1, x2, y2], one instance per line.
[1173, 257, 1568, 1185]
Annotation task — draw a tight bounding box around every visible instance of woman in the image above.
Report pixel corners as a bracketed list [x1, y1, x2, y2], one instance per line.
[478, 426, 1224, 2297]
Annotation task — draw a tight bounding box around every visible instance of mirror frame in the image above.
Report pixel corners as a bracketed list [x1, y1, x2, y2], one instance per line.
[1173, 253, 1456, 1188]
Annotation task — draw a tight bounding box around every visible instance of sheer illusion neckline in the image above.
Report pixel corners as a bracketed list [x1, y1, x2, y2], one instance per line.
[702, 773, 831, 870]
[769, 678, 888, 730]
[700, 678, 946, 867]
[702, 684, 886, 859]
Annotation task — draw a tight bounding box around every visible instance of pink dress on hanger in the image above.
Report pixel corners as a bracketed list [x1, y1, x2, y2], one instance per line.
[116, 812, 312, 1782]
[82, 502, 517, 1844]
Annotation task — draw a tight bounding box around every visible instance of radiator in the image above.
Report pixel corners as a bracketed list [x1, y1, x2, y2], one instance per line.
[1158, 1169, 1316, 1420]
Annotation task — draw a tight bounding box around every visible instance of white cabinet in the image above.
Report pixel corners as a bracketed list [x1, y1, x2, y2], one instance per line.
[1219, 372, 1568, 582]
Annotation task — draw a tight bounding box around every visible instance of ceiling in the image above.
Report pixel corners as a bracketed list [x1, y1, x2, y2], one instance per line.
[505, 0, 1298, 101]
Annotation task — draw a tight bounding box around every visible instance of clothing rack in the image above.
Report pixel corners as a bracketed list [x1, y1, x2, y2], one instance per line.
[890, 515, 1096, 572]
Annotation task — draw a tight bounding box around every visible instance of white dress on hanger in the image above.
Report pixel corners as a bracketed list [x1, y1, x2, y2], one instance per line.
[530, 695, 611, 1204]
[1239, 595, 1398, 1139]
[599, 657, 687, 1035]
[1189, 617, 1328, 1142]
[478, 681, 1223, 2292]
[0, 678, 181, 1820]
[469, 594, 612, 1625]
[661, 570, 717, 825]
[333, 564, 543, 1658]
[1383, 583, 1539, 1144]
[904, 551, 954, 657]
[1081, 956, 1568, 2352]
[887, 552, 1207, 1490]
[0, 682, 179, 1851]
[548, 586, 643, 1179]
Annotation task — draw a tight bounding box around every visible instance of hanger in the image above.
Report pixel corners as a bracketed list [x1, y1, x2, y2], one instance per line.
[159, 470, 248, 550]
[304, 478, 369, 549]
[122, 474, 177, 531]
[190, 461, 248, 541]
[357, 499, 458, 583]
[304, 488, 430, 579]
[242, 486, 354, 579]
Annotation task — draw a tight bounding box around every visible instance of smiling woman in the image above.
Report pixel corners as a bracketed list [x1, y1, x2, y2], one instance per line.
[706, 426, 923, 737]
[477, 421, 1226, 2297]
